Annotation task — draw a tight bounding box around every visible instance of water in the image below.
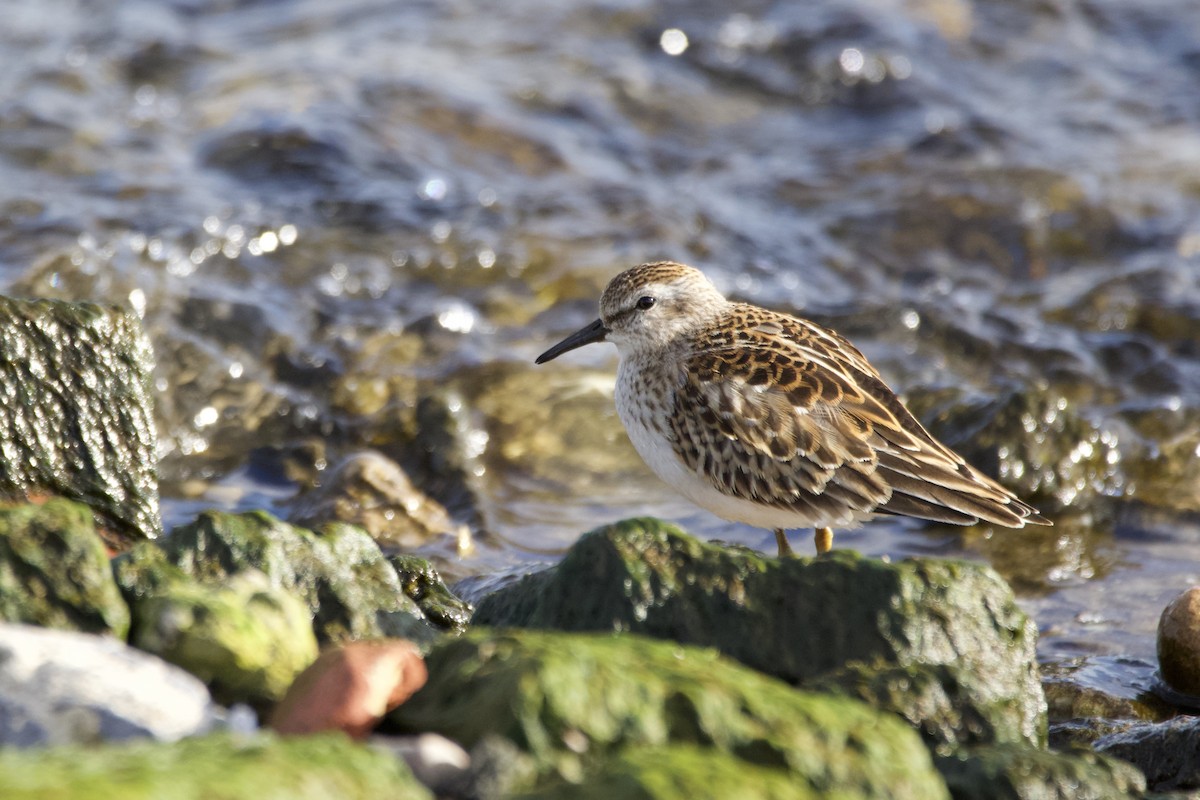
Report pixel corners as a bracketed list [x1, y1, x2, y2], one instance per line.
[2, 0, 1199, 704]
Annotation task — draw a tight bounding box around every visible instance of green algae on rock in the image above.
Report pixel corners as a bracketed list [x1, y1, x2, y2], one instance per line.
[0, 297, 160, 547]
[0, 732, 431, 800]
[0, 499, 130, 638]
[514, 744, 823, 800]
[129, 570, 318, 709]
[811, 661, 1028, 752]
[158, 510, 440, 645]
[473, 517, 1045, 747]
[935, 743, 1145, 800]
[392, 629, 950, 799]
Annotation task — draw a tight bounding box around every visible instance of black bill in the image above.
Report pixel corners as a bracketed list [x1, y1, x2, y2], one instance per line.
[535, 318, 609, 364]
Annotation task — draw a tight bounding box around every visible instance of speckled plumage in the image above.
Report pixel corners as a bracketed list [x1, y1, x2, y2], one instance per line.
[536, 261, 1051, 555]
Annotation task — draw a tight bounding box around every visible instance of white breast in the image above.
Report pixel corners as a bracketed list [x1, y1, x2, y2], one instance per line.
[613, 357, 866, 531]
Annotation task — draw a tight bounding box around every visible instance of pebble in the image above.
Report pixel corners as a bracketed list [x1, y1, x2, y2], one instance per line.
[1157, 586, 1200, 697]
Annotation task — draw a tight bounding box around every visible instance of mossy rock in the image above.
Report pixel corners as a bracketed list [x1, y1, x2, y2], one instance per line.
[811, 661, 1023, 752]
[129, 571, 318, 708]
[392, 628, 949, 799]
[0, 499, 130, 638]
[473, 518, 1045, 747]
[155, 511, 437, 645]
[515, 744, 822, 800]
[0, 732, 431, 799]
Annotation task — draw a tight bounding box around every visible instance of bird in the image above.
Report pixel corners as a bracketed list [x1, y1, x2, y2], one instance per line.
[535, 260, 1051, 556]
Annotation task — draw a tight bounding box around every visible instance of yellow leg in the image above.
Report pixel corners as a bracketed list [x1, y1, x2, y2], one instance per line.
[774, 529, 794, 558]
[814, 527, 833, 554]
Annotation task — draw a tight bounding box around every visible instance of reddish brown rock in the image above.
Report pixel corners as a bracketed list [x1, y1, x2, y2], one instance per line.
[270, 640, 428, 739]
[1158, 587, 1200, 697]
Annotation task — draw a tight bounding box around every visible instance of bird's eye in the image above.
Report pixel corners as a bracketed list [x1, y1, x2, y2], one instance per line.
[636, 296, 656, 311]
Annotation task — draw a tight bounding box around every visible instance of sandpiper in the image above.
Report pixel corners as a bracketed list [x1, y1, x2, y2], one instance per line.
[536, 261, 1051, 556]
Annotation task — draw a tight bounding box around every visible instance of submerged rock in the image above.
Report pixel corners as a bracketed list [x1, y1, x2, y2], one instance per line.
[0, 498, 130, 638]
[935, 743, 1145, 799]
[473, 517, 1045, 747]
[287, 451, 470, 554]
[0, 731, 431, 799]
[129, 571, 318, 709]
[392, 628, 950, 799]
[0, 622, 215, 747]
[0, 297, 160, 548]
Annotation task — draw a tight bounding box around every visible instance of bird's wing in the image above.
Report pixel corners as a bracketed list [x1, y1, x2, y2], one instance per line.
[670, 306, 1049, 528]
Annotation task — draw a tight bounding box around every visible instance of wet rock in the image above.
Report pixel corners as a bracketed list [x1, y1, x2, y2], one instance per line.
[0, 297, 160, 548]
[1041, 657, 1173, 748]
[0, 732, 431, 799]
[388, 554, 473, 633]
[473, 517, 1045, 747]
[935, 743, 1145, 799]
[287, 450, 470, 553]
[391, 628, 950, 798]
[515, 744, 819, 800]
[0, 498, 131, 638]
[1095, 715, 1200, 792]
[156, 510, 440, 645]
[129, 571, 318, 709]
[0, 622, 215, 747]
[270, 640, 426, 738]
[1157, 587, 1200, 697]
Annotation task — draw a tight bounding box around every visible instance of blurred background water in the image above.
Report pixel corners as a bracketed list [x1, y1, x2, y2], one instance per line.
[2, 0, 1200, 701]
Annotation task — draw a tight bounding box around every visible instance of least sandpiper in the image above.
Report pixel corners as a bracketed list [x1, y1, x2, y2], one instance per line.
[536, 261, 1051, 556]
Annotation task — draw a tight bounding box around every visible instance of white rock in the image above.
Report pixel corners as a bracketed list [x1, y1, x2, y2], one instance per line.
[0, 622, 216, 747]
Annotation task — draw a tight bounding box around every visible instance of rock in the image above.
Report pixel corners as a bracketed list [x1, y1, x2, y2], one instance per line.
[0, 622, 215, 747]
[936, 743, 1145, 800]
[1041, 658, 1172, 748]
[473, 517, 1045, 747]
[129, 571, 318, 709]
[1095, 715, 1200, 792]
[287, 451, 471, 553]
[1157, 587, 1200, 697]
[270, 640, 426, 738]
[377, 733, 471, 795]
[0, 498, 131, 638]
[811, 661, 1023, 751]
[456, 735, 540, 800]
[914, 386, 1121, 516]
[514, 744, 821, 800]
[155, 510, 441, 644]
[389, 554, 473, 633]
[0, 731, 432, 799]
[391, 628, 950, 798]
[0, 297, 160, 548]
[112, 539, 193, 601]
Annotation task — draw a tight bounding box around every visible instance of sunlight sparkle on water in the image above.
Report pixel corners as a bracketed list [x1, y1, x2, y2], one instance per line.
[660, 28, 688, 56]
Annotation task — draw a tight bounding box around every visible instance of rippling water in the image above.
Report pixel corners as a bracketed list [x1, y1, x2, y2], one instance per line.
[3, 0, 1200, 700]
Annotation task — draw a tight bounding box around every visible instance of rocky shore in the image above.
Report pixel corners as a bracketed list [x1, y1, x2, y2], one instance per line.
[0, 282, 1196, 799]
